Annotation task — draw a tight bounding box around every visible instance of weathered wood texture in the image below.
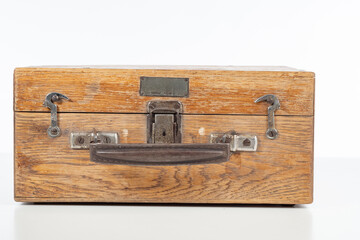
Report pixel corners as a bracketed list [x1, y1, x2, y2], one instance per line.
[14, 113, 313, 204]
[17, 66, 305, 71]
[14, 68, 314, 115]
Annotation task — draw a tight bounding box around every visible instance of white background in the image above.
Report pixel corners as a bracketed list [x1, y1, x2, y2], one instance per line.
[0, 0, 360, 239]
[0, 0, 359, 159]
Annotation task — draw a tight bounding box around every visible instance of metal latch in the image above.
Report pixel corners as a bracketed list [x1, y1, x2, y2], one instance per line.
[255, 94, 280, 139]
[147, 101, 182, 144]
[43, 92, 70, 138]
[70, 129, 119, 149]
[210, 131, 258, 152]
[68, 101, 259, 155]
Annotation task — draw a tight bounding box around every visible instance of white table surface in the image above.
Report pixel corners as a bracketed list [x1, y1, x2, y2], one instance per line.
[1, 154, 359, 240]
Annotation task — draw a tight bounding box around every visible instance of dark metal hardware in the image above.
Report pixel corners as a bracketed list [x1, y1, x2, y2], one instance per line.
[90, 143, 230, 166]
[210, 131, 258, 152]
[68, 100, 259, 166]
[140, 77, 189, 97]
[70, 129, 119, 149]
[147, 101, 182, 144]
[255, 94, 280, 139]
[43, 92, 70, 138]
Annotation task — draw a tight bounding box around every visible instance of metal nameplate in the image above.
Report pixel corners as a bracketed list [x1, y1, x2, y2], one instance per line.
[140, 77, 189, 97]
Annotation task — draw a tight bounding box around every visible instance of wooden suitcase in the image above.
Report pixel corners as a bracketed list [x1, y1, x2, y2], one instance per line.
[14, 66, 315, 204]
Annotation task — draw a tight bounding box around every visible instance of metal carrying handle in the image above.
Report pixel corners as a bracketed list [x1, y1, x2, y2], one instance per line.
[90, 143, 230, 166]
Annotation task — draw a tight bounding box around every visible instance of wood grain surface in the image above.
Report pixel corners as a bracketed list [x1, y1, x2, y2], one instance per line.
[14, 113, 313, 204]
[18, 65, 304, 71]
[14, 68, 314, 115]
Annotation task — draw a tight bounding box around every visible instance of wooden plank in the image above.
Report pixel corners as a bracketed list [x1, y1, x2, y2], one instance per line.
[14, 68, 314, 115]
[17, 65, 307, 71]
[14, 112, 313, 204]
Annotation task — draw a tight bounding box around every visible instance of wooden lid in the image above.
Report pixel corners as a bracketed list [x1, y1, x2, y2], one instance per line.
[14, 66, 314, 115]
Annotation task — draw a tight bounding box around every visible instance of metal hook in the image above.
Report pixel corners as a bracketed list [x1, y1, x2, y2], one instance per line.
[43, 92, 70, 138]
[255, 94, 280, 139]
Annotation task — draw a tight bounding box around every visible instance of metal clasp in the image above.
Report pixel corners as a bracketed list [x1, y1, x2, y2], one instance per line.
[147, 101, 183, 144]
[70, 129, 119, 149]
[43, 92, 70, 138]
[255, 94, 280, 139]
[210, 131, 258, 152]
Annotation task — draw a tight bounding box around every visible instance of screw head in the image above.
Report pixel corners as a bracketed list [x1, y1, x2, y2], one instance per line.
[47, 126, 61, 138]
[266, 128, 278, 140]
[51, 94, 60, 102]
[243, 138, 251, 146]
[76, 136, 85, 144]
[103, 136, 111, 143]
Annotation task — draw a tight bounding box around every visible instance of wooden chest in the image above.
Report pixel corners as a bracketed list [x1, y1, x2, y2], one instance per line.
[14, 66, 315, 204]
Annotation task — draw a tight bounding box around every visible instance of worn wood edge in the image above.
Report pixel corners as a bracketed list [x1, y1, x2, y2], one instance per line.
[13, 67, 315, 77]
[13, 112, 314, 117]
[13, 111, 17, 204]
[14, 65, 314, 73]
[310, 74, 316, 204]
[14, 197, 313, 204]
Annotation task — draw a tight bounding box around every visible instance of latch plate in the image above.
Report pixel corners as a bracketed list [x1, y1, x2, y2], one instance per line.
[210, 132, 258, 152]
[147, 101, 183, 144]
[153, 114, 175, 143]
[70, 130, 119, 149]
